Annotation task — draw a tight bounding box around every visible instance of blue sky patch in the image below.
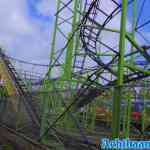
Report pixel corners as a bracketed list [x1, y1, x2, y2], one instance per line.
[26, 0, 52, 22]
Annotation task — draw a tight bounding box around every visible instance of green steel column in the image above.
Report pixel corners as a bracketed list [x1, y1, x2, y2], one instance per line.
[74, 0, 82, 54]
[122, 91, 132, 138]
[126, 0, 136, 137]
[123, 0, 136, 138]
[47, 0, 61, 76]
[40, 0, 61, 143]
[63, 0, 79, 81]
[61, 0, 81, 128]
[130, 0, 136, 63]
[112, 0, 128, 138]
[63, 33, 74, 80]
[142, 79, 146, 133]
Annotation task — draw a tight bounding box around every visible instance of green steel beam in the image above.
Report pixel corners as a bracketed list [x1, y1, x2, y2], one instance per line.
[126, 34, 150, 63]
[63, 32, 74, 80]
[142, 79, 146, 133]
[47, 0, 61, 77]
[63, 0, 79, 81]
[125, 64, 150, 75]
[60, 0, 82, 128]
[130, 0, 136, 63]
[40, 0, 61, 143]
[112, 0, 128, 138]
[121, 0, 138, 138]
[40, 0, 83, 140]
[123, 92, 132, 138]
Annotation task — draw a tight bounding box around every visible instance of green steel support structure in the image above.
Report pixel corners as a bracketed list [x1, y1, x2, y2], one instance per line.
[3, 1, 150, 148]
[40, 0, 61, 143]
[112, 0, 128, 138]
[40, 0, 83, 143]
[38, 0, 150, 145]
[49, 0, 61, 71]
[123, 0, 136, 138]
[142, 79, 146, 133]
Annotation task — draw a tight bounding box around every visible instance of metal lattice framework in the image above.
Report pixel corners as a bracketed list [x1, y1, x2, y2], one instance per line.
[2, 0, 150, 149]
[40, 0, 150, 143]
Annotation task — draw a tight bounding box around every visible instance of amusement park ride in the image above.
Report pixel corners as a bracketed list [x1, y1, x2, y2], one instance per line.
[1, 0, 150, 149]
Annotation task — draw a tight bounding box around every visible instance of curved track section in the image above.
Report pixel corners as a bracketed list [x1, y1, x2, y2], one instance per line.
[75, 0, 150, 108]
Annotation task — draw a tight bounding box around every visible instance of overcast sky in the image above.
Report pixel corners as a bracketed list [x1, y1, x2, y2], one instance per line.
[0, 0, 150, 68]
[0, 0, 56, 65]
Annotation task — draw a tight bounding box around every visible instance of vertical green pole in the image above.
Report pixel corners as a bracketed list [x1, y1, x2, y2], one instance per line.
[123, 0, 136, 138]
[74, 0, 82, 55]
[142, 79, 146, 133]
[112, 0, 127, 138]
[47, 0, 61, 76]
[63, 0, 79, 81]
[62, 0, 80, 128]
[125, 93, 132, 138]
[63, 33, 74, 80]
[122, 92, 132, 138]
[40, 0, 61, 143]
[126, 0, 136, 137]
[130, 0, 136, 63]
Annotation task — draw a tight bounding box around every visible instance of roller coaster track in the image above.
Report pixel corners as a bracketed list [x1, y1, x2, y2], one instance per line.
[0, 123, 49, 150]
[0, 49, 40, 127]
[75, 0, 150, 108]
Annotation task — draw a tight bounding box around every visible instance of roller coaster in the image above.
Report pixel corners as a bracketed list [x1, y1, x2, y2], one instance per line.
[1, 0, 150, 150]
